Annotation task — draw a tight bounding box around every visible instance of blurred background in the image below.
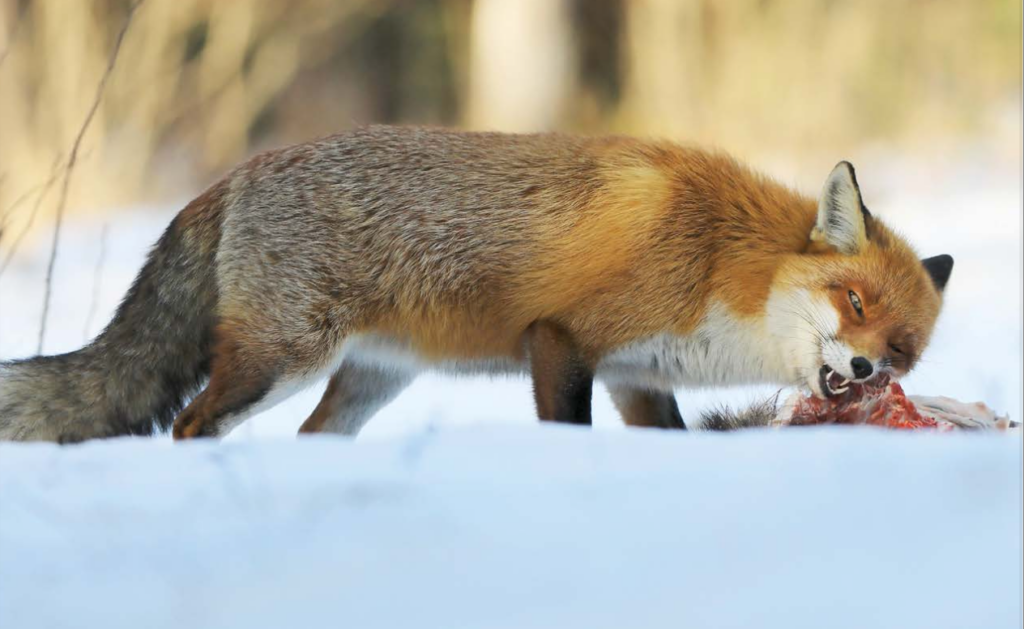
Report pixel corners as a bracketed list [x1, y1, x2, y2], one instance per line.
[0, 0, 1020, 214]
[0, 0, 1021, 435]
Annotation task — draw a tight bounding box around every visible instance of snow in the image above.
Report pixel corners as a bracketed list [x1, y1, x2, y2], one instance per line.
[1, 427, 1021, 629]
[0, 140, 1020, 627]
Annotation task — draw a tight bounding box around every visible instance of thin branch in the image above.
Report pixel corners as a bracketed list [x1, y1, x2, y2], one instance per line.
[0, 6, 23, 72]
[83, 223, 110, 343]
[0, 155, 67, 275]
[37, 0, 146, 354]
[0, 171, 54, 226]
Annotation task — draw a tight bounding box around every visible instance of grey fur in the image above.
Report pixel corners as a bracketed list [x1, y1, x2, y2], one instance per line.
[1, 127, 599, 441]
[698, 395, 780, 431]
[0, 188, 222, 442]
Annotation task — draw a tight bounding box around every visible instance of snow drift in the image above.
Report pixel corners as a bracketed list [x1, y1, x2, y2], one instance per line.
[1, 426, 1020, 629]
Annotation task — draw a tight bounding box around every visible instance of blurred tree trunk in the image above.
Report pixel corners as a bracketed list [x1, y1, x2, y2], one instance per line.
[466, 0, 576, 132]
[620, 0, 704, 139]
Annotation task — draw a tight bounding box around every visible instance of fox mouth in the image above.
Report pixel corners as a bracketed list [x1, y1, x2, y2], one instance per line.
[818, 364, 852, 398]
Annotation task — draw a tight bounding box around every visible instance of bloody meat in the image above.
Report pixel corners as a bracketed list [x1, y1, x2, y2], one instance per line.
[785, 373, 939, 430]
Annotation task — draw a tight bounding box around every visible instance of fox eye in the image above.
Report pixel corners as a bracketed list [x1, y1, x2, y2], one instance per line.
[848, 290, 864, 316]
[888, 343, 904, 355]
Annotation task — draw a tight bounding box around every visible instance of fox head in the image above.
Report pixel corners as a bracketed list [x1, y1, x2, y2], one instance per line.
[768, 162, 953, 398]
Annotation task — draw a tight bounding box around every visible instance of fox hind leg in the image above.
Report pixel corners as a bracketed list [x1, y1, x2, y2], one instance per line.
[608, 385, 687, 430]
[298, 363, 415, 436]
[173, 321, 302, 439]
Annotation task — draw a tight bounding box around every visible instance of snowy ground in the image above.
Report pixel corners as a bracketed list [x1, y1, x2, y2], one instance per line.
[1, 427, 1021, 629]
[0, 136, 1021, 627]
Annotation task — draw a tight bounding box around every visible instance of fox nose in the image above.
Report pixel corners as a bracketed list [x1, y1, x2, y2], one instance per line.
[851, 357, 873, 380]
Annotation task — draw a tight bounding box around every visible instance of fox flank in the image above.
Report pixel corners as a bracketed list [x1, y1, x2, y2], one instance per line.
[0, 127, 952, 442]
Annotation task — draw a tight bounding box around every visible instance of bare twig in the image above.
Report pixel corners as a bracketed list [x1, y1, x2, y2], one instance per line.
[0, 159, 61, 227]
[0, 155, 67, 275]
[0, 6, 23, 72]
[83, 223, 110, 342]
[37, 0, 146, 354]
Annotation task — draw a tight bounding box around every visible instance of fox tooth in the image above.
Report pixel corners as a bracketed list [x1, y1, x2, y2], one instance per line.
[832, 385, 849, 394]
[839, 378, 851, 386]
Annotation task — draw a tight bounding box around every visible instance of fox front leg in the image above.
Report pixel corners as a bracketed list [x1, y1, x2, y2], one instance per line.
[607, 385, 687, 430]
[526, 320, 594, 425]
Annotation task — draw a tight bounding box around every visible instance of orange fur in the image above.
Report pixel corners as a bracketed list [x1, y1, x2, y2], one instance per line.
[368, 139, 826, 361]
[779, 220, 942, 374]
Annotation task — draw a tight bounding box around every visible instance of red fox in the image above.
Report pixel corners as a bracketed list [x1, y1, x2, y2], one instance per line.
[0, 126, 952, 442]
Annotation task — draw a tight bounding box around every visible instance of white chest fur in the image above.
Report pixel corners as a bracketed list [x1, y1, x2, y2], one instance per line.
[595, 302, 790, 391]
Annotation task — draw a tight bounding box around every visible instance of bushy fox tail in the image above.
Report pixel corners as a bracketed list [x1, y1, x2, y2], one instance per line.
[0, 182, 227, 443]
[698, 394, 781, 431]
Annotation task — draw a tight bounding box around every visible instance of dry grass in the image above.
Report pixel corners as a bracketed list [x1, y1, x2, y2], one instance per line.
[0, 0, 1019, 236]
[618, 0, 1021, 154]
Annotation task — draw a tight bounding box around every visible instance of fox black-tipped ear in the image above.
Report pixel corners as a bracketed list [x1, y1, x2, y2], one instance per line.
[922, 254, 953, 292]
[812, 161, 870, 255]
